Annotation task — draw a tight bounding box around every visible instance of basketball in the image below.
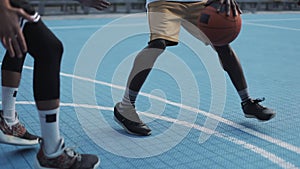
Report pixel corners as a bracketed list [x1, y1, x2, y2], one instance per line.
[197, 3, 242, 46]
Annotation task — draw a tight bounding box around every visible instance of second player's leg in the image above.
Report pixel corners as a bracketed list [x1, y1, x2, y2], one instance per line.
[215, 44, 275, 121]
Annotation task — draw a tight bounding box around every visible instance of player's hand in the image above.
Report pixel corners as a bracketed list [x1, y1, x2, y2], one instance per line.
[77, 0, 111, 10]
[205, 0, 242, 17]
[0, 0, 33, 58]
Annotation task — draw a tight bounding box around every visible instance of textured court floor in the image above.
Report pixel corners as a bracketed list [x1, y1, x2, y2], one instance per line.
[0, 12, 300, 169]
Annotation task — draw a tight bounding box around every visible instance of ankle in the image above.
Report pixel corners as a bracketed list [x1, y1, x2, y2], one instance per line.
[120, 102, 135, 109]
[42, 138, 64, 157]
[241, 98, 252, 106]
[2, 111, 19, 126]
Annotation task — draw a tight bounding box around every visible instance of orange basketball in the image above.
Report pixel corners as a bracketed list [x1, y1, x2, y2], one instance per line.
[197, 4, 242, 46]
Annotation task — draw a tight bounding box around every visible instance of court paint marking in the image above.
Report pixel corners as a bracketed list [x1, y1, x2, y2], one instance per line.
[16, 65, 300, 156]
[244, 18, 300, 22]
[243, 22, 300, 31]
[49, 23, 147, 30]
[12, 100, 298, 169]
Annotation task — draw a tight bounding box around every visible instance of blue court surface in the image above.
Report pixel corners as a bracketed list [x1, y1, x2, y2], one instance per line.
[0, 12, 300, 169]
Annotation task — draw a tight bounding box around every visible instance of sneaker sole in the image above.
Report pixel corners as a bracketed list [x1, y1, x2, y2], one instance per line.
[113, 116, 151, 136]
[0, 131, 39, 146]
[34, 157, 100, 169]
[245, 113, 276, 122]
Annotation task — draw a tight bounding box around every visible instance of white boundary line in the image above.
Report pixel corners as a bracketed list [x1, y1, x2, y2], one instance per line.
[244, 18, 300, 22]
[49, 23, 147, 30]
[243, 22, 300, 31]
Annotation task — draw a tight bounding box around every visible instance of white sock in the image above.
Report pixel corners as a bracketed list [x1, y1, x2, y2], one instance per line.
[2, 86, 18, 124]
[39, 107, 61, 155]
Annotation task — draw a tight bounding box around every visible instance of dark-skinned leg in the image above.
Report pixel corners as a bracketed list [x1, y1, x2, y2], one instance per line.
[215, 44, 275, 121]
[114, 39, 168, 136]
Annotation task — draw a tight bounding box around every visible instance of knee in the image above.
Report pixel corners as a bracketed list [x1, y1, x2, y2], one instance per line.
[52, 38, 64, 58]
[133, 39, 168, 67]
[47, 38, 63, 62]
[38, 38, 63, 65]
[147, 39, 168, 50]
[214, 44, 233, 72]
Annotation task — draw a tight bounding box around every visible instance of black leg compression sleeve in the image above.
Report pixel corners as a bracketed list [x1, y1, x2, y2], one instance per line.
[214, 44, 247, 91]
[128, 39, 167, 92]
[20, 20, 62, 101]
[23, 20, 63, 101]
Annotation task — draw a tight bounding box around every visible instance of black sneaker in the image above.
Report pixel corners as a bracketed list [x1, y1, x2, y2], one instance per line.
[35, 138, 100, 169]
[0, 110, 40, 146]
[242, 98, 276, 121]
[114, 102, 151, 136]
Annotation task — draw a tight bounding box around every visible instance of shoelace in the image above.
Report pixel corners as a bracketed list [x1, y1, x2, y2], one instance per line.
[11, 122, 26, 136]
[65, 147, 82, 162]
[252, 98, 266, 109]
[1, 117, 26, 136]
[252, 97, 265, 103]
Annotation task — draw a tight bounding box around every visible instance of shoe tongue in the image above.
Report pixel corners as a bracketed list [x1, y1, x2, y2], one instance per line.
[65, 148, 76, 157]
[57, 138, 66, 152]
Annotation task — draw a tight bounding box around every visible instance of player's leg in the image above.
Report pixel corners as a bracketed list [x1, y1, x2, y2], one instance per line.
[0, 24, 40, 146]
[114, 39, 167, 136]
[184, 3, 275, 121]
[114, 1, 182, 136]
[22, 19, 99, 168]
[215, 45, 275, 121]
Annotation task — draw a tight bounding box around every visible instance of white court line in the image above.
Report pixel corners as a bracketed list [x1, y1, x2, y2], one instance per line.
[50, 25, 103, 29]
[12, 101, 299, 169]
[243, 22, 300, 31]
[244, 18, 300, 22]
[49, 23, 147, 30]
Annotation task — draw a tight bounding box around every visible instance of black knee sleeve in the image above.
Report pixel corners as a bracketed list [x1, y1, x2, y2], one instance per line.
[147, 39, 167, 49]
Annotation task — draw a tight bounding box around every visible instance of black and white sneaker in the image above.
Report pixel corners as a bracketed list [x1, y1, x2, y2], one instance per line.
[242, 98, 276, 121]
[35, 138, 100, 169]
[114, 102, 151, 136]
[0, 110, 40, 146]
